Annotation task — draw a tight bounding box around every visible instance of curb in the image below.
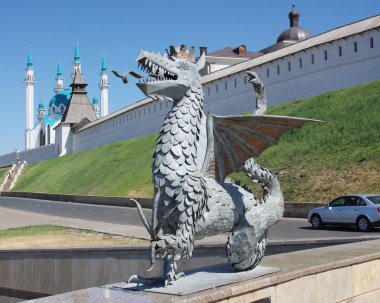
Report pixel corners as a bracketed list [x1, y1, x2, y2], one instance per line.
[0, 191, 324, 218]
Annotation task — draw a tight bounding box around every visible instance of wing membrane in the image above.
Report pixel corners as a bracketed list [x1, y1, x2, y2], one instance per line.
[206, 114, 322, 182]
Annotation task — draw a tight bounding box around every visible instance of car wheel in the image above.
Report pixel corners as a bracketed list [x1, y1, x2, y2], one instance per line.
[311, 214, 323, 229]
[356, 216, 371, 232]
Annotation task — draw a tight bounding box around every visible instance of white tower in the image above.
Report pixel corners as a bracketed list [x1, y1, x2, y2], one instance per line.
[92, 97, 100, 119]
[71, 43, 81, 78]
[24, 51, 36, 150]
[99, 55, 109, 117]
[54, 61, 64, 94]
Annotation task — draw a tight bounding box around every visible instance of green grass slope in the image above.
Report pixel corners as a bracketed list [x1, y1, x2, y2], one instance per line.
[0, 167, 10, 183]
[231, 80, 380, 201]
[12, 134, 157, 197]
[13, 80, 380, 202]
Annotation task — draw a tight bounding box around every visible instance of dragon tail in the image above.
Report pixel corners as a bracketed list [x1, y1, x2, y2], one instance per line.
[227, 158, 283, 271]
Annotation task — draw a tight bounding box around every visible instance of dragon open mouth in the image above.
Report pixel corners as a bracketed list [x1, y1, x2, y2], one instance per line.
[137, 57, 178, 84]
[135, 50, 188, 100]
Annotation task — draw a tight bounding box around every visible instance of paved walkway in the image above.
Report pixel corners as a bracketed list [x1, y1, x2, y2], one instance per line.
[0, 206, 229, 244]
[1, 206, 379, 245]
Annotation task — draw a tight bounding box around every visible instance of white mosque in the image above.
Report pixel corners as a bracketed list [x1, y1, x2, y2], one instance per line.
[0, 6, 379, 167]
[24, 44, 109, 151]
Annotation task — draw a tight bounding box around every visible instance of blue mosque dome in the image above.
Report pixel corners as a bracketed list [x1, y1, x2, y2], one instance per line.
[38, 102, 45, 110]
[48, 89, 72, 109]
[92, 97, 99, 105]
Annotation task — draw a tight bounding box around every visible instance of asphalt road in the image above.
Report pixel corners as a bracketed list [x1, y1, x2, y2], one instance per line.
[0, 196, 379, 241]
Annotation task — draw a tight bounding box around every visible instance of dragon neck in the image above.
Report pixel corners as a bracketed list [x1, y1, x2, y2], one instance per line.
[254, 84, 267, 115]
[154, 85, 204, 178]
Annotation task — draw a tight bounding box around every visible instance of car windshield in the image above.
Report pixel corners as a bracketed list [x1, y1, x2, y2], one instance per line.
[367, 196, 380, 204]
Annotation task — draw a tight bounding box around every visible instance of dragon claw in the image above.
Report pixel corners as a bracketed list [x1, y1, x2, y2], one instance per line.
[128, 274, 141, 286]
[127, 274, 164, 286]
[164, 271, 185, 286]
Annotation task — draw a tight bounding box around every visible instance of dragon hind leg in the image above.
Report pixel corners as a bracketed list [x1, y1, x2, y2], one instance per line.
[227, 224, 267, 271]
[226, 158, 283, 271]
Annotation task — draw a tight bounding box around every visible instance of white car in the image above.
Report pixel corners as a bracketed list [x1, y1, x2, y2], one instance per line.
[307, 194, 380, 232]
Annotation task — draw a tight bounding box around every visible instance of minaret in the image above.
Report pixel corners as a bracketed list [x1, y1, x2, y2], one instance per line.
[92, 97, 100, 118]
[37, 102, 45, 120]
[54, 60, 64, 94]
[24, 51, 36, 149]
[71, 43, 81, 79]
[99, 55, 109, 117]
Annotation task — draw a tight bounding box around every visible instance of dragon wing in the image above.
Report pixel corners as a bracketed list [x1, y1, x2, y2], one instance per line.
[201, 114, 322, 182]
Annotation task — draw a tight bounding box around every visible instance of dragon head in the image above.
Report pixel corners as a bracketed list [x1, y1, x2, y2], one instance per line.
[135, 45, 205, 101]
[246, 70, 262, 87]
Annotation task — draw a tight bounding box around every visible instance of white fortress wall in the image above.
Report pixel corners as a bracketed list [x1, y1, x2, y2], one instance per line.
[72, 99, 172, 153]
[263, 29, 380, 105]
[204, 28, 380, 114]
[19, 144, 58, 164]
[0, 152, 17, 168]
[71, 26, 380, 154]
[0, 144, 58, 168]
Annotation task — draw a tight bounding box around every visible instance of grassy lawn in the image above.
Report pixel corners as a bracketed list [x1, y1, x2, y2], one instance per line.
[0, 166, 10, 183]
[0, 225, 148, 248]
[231, 80, 380, 201]
[13, 134, 157, 197]
[12, 80, 380, 202]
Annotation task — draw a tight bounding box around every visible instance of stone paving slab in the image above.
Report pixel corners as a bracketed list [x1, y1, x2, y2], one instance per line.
[115, 264, 280, 295]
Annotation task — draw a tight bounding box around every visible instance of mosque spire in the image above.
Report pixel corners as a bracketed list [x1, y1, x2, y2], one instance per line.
[56, 60, 62, 78]
[54, 60, 64, 94]
[72, 43, 82, 79]
[99, 54, 109, 117]
[101, 54, 107, 73]
[92, 96, 100, 118]
[74, 42, 80, 63]
[26, 51, 33, 69]
[25, 51, 36, 149]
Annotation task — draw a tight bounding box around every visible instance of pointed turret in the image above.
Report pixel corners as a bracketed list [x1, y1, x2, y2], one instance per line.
[56, 60, 63, 78]
[61, 69, 97, 124]
[99, 54, 109, 117]
[54, 60, 64, 94]
[26, 51, 33, 68]
[101, 55, 107, 73]
[74, 43, 80, 63]
[72, 43, 82, 78]
[37, 102, 45, 120]
[92, 97, 100, 118]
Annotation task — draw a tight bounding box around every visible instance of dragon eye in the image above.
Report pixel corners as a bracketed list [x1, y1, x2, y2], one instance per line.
[177, 62, 189, 70]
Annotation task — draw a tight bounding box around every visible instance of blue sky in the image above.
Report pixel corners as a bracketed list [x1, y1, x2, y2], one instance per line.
[0, 0, 379, 155]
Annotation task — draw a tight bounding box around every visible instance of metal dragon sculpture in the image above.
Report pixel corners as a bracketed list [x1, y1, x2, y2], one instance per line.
[117, 45, 318, 286]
